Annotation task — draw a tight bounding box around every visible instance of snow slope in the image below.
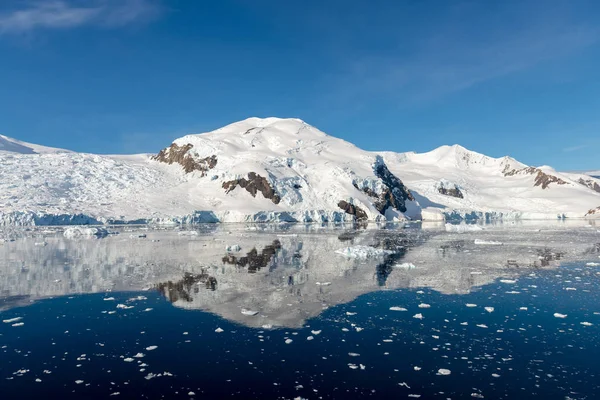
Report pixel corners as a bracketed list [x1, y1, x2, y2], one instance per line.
[0, 118, 599, 226]
[382, 145, 600, 220]
[0, 134, 70, 154]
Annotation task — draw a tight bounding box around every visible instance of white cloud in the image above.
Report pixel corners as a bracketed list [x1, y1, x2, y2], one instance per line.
[0, 0, 161, 34]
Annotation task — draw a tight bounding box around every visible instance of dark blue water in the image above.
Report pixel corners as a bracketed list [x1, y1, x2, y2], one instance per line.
[1, 264, 599, 399]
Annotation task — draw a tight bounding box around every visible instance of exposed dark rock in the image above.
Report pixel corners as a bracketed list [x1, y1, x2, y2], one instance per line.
[503, 166, 567, 189]
[222, 172, 281, 204]
[222, 240, 282, 273]
[578, 178, 600, 193]
[372, 156, 414, 214]
[338, 200, 368, 221]
[438, 186, 464, 199]
[152, 143, 217, 175]
[586, 207, 600, 216]
[155, 271, 217, 303]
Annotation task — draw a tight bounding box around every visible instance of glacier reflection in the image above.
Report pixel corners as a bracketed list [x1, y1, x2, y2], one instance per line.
[0, 222, 598, 327]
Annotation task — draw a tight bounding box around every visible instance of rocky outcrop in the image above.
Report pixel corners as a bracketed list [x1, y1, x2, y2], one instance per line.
[373, 156, 414, 213]
[223, 172, 281, 204]
[222, 240, 282, 273]
[436, 180, 464, 198]
[503, 166, 567, 189]
[438, 187, 464, 198]
[152, 143, 217, 175]
[586, 207, 600, 216]
[353, 156, 414, 217]
[578, 178, 600, 193]
[156, 271, 217, 303]
[338, 200, 368, 221]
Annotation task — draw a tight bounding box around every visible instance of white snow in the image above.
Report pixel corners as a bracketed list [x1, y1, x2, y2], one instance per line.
[241, 309, 259, 316]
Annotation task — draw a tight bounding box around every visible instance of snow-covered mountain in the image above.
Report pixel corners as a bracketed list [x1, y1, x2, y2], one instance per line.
[0, 117, 598, 226]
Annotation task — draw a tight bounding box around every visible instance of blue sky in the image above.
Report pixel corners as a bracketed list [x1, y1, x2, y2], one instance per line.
[0, 0, 599, 170]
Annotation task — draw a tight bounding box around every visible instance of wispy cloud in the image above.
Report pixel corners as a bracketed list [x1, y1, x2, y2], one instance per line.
[322, 2, 600, 106]
[0, 0, 161, 35]
[563, 144, 587, 152]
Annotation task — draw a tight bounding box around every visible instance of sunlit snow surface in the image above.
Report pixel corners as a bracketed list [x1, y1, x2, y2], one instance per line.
[1, 221, 599, 398]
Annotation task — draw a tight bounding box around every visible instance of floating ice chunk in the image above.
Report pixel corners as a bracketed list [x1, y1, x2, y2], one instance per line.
[133, 353, 145, 358]
[145, 346, 158, 351]
[188, 392, 195, 396]
[500, 279, 516, 284]
[64, 227, 110, 239]
[285, 339, 293, 344]
[178, 231, 199, 236]
[116, 304, 134, 310]
[12, 322, 24, 327]
[586, 262, 600, 267]
[519, 307, 528, 311]
[348, 363, 359, 369]
[554, 313, 567, 319]
[103, 297, 115, 301]
[394, 263, 416, 270]
[484, 307, 494, 313]
[335, 246, 393, 259]
[581, 322, 593, 326]
[445, 223, 482, 233]
[437, 368, 451, 375]
[241, 309, 259, 316]
[474, 239, 503, 245]
[226, 244, 241, 252]
[476, 324, 488, 329]
[123, 358, 134, 362]
[348, 353, 360, 357]
[346, 312, 357, 316]
[127, 296, 147, 302]
[413, 313, 424, 320]
[466, 304, 477, 308]
[414, 366, 421, 371]
[390, 307, 408, 312]
[3, 317, 22, 323]
[418, 303, 431, 309]
[307, 336, 314, 341]
[75, 380, 84, 384]
[311, 330, 321, 335]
